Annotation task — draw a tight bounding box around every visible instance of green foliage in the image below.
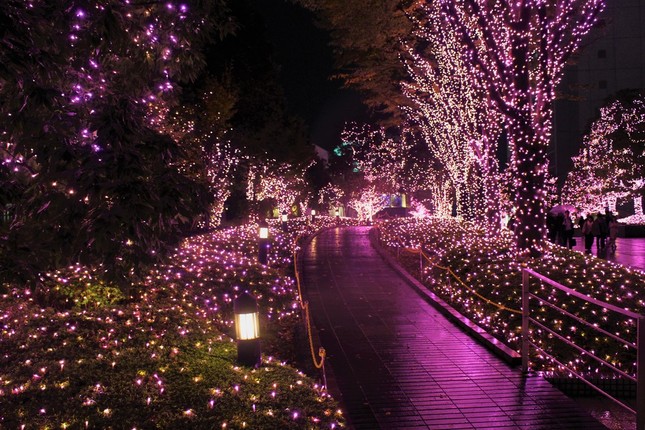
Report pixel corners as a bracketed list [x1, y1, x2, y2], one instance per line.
[295, 0, 416, 124]
[0, 1, 233, 288]
[54, 280, 125, 309]
[0, 298, 342, 429]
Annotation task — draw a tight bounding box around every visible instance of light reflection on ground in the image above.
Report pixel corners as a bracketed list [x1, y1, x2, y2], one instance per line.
[570, 237, 645, 272]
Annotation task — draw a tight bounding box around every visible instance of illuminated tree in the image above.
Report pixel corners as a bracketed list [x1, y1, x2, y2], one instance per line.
[563, 90, 645, 221]
[439, 0, 605, 254]
[348, 185, 388, 221]
[152, 77, 240, 228]
[318, 183, 345, 212]
[342, 123, 411, 193]
[402, 2, 503, 226]
[247, 160, 310, 218]
[395, 140, 455, 218]
[0, 1, 232, 286]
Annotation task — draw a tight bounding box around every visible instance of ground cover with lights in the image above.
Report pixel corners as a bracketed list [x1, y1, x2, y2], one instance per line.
[377, 217, 645, 384]
[0, 217, 356, 429]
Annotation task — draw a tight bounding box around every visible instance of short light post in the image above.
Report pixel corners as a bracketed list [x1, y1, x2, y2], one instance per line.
[310, 209, 316, 223]
[281, 212, 288, 232]
[258, 221, 269, 265]
[234, 292, 261, 367]
[335, 208, 340, 219]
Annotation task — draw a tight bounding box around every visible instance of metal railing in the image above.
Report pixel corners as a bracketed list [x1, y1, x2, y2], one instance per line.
[521, 267, 645, 430]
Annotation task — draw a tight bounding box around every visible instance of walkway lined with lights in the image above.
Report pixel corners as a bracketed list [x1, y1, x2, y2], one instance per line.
[301, 226, 607, 430]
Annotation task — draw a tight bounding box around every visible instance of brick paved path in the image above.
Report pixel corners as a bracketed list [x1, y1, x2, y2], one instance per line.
[301, 226, 607, 430]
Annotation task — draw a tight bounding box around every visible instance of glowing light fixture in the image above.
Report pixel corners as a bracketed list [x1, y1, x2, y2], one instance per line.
[258, 221, 269, 265]
[259, 225, 269, 239]
[234, 292, 261, 367]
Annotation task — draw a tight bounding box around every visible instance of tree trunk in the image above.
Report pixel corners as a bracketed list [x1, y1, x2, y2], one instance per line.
[511, 116, 548, 257]
[454, 181, 475, 221]
[605, 195, 618, 214]
[634, 194, 643, 216]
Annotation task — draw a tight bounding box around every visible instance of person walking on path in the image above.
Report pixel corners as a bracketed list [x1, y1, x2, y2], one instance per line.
[563, 210, 574, 249]
[591, 215, 602, 250]
[599, 214, 609, 249]
[546, 212, 557, 243]
[582, 215, 594, 253]
[608, 216, 619, 252]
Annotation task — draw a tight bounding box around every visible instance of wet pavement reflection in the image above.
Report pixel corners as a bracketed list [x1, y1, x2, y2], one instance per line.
[302, 226, 607, 429]
[571, 236, 645, 272]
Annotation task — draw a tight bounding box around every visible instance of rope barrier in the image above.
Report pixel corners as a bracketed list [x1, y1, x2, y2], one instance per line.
[292, 236, 327, 375]
[398, 243, 522, 315]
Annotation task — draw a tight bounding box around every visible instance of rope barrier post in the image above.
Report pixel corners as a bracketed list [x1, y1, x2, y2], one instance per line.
[521, 268, 530, 374]
[319, 347, 328, 390]
[293, 238, 327, 387]
[638, 315, 645, 430]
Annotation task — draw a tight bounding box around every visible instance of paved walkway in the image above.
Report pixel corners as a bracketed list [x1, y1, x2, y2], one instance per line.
[301, 226, 607, 430]
[571, 236, 645, 272]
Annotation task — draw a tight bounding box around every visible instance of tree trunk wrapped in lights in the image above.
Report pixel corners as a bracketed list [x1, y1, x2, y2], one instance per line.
[438, 0, 605, 255]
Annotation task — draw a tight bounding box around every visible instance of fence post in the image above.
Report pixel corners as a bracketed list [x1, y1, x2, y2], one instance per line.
[638, 316, 645, 430]
[521, 268, 530, 374]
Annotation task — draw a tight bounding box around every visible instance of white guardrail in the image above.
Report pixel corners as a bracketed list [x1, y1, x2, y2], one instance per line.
[521, 268, 644, 430]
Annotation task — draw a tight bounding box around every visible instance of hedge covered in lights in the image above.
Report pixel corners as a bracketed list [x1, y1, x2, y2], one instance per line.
[378, 217, 645, 380]
[0, 218, 350, 429]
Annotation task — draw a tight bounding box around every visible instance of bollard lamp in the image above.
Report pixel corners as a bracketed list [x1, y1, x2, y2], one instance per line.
[258, 221, 269, 265]
[234, 292, 261, 367]
[259, 224, 269, 239]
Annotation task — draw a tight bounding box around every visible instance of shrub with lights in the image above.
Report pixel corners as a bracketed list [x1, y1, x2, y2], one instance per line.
[0, 290, 343, 429]
[0, 218, 351, 428]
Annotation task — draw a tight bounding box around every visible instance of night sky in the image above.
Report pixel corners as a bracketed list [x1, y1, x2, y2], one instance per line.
[250, 0, 369, 151]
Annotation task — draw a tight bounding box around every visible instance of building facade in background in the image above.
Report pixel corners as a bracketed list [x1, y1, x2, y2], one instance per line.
[553, 0, 645, 183]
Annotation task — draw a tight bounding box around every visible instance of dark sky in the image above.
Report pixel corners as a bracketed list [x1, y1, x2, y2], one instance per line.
[250, 0, 368, 151]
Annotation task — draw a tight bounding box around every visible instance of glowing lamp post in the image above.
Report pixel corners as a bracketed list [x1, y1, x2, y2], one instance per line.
[234, 292, 261, 367]
[258, 221, 269, 265]
[281, 212, 288, 232]
[311, 209, 316, 222]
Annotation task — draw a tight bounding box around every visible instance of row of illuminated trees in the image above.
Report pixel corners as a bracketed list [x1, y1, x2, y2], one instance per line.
[301, 0, 607, 256]
[0, 0, 632, 288]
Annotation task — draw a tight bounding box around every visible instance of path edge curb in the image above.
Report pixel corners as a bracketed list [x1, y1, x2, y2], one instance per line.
[295, 226, 346, 405]
[368, 227, 522, 366]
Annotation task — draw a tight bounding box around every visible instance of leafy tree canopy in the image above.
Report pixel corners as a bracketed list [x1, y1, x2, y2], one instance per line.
[294, 0, 416, 126]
